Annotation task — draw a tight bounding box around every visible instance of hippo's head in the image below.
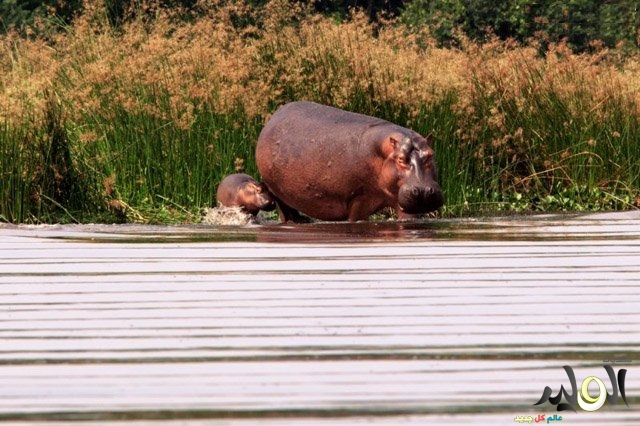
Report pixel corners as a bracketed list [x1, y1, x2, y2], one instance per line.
[381, 133, 444, 216]
[242, 181, 276, 214]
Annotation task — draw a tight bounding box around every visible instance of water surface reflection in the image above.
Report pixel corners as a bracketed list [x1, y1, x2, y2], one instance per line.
[2, 210, 639, 243]
[1, 211, 639, 424]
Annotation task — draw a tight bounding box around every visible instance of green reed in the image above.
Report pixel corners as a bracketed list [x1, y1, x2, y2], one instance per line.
[457, 68, 640, 214]
[0, 122, 27, 223]
[2, 84, 638, 224]
[74, 103, 263, 223]
[1, 97, 264, 223]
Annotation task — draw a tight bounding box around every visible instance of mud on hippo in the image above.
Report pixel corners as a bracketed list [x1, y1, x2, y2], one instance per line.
[256, 101, 444, 222]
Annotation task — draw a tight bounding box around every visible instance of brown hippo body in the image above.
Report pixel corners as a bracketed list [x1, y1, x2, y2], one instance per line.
[216, 173, 275, 215]
[256, 101, 444, 222]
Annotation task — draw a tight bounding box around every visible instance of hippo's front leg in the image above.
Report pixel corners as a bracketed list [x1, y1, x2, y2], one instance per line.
[395, 206, 420, 220]
[346, 195, 386, 222]
[347, 202, 370, 222]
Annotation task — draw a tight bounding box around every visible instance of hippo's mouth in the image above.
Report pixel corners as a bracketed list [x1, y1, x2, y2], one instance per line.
[399, 202, 441, 215]
[259, 196, 276, 211]
[398, 186, 444, 215]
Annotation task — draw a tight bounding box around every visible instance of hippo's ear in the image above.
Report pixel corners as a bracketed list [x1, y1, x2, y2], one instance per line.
[425, 134, 434, 145]
[380, 134, 403, 158]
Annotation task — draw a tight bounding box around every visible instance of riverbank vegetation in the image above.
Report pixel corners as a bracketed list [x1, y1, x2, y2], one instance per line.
[1, 0, 639, 223]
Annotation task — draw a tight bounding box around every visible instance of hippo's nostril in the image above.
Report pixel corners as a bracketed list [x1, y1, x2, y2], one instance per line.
[424, 187, 434, 196]
[411, 187, 421, 197]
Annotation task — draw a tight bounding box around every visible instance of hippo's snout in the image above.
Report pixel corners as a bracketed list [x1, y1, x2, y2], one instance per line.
[398, 184, 444, 215]
[257, 191, 276, 211]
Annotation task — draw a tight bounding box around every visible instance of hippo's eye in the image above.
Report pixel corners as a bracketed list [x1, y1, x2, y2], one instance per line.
[396, 155, 412, 171]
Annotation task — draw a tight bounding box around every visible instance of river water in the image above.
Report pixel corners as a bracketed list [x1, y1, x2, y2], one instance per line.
[1, 211, 639, 425]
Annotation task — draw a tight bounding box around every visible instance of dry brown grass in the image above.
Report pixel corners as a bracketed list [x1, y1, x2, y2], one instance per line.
[2, 0, 640, 126]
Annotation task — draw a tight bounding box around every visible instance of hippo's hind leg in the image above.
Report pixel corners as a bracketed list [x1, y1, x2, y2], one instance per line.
[274, 198, 311, 223]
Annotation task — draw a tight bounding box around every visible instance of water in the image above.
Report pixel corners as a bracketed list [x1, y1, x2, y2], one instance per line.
[1, 211, 639, 425]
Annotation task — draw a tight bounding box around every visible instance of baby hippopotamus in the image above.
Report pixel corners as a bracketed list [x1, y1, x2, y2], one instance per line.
[256, 101, 444, 222]
[216, 173, 276, 216]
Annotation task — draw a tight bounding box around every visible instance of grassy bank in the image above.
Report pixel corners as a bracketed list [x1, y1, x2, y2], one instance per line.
[1, 0, 639, 223]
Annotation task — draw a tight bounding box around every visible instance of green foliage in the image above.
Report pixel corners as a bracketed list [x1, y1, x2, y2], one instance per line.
[401, 0, 640, 53]
[1, 91, 99, 223]
[542, 0, 600, 51]
[0, 120, 28, 223]
[4, 0, 639, 54]
[472, 184, 636, 214]
[89, 103, 262, 217]
[0, 0, 31, 31]
[438, 57, 640, 216]
[0, 0, 82, 34]
[7, 80, 638, 223]
[599, 1, 640, 51]
[401, 0, 464, 46]
[1, 98, 263, 223]
[103, 0, 201, 28]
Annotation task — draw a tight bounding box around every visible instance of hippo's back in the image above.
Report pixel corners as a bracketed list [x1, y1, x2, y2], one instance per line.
[264, 101, 387, 139]
[256, 101, 393, 174]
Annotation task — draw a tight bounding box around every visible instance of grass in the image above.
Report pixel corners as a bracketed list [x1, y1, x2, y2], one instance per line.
[1, 1, 639, 223]
[80, 103, 263, 223]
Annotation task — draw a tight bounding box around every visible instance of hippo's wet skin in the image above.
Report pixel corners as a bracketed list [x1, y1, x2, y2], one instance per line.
[256, 101, 444, 222]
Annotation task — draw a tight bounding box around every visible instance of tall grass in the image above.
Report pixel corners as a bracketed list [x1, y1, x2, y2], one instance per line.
[86, 104, 263, 222]
[1, 0, 639, 223]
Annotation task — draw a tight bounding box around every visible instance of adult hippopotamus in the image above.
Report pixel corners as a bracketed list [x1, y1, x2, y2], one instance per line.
[256, 101, 444, 222]
[216, 173, 276, 215]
